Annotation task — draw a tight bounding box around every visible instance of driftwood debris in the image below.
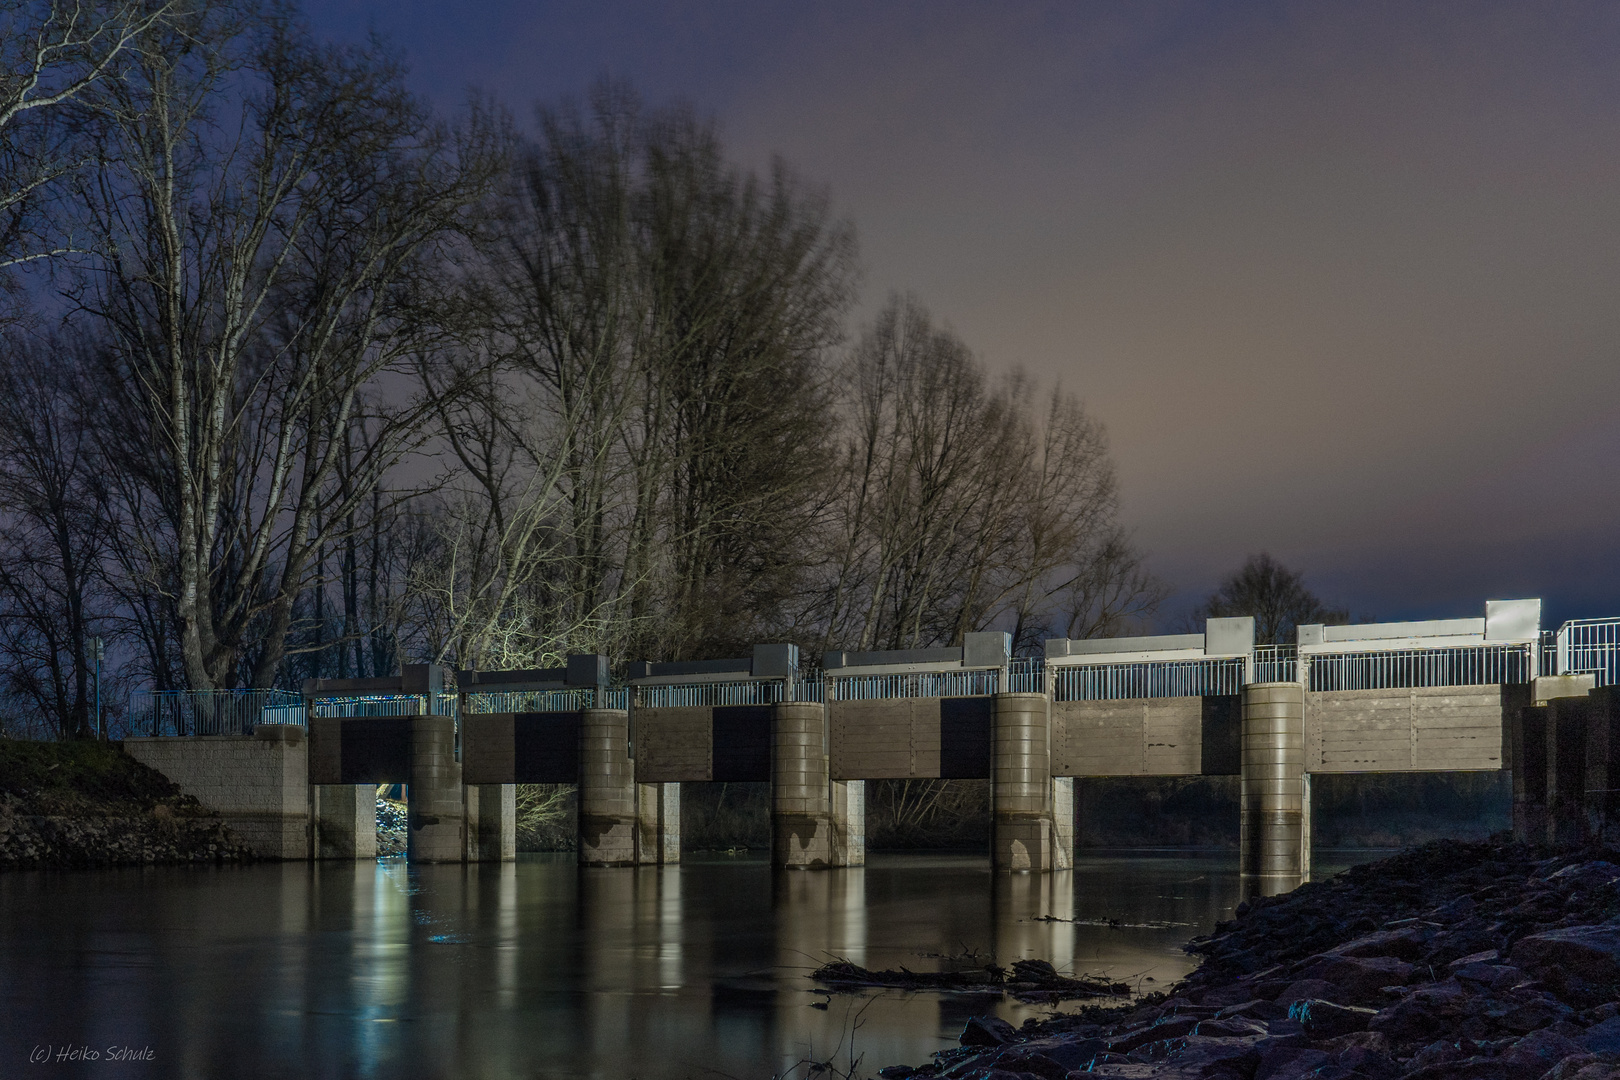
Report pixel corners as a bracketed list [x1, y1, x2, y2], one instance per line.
[812, 958, 1129, 1002]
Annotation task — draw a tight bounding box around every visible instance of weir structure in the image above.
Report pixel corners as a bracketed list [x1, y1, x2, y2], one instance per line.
[120, 598, 1620, 888]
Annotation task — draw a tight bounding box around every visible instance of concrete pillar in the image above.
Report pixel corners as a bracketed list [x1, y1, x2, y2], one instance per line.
[465, 783, 516, 862]
[1051, 776, 1075, 871]
[772, 701, 833, 869]
[578, 709, 636, 866]
[830, 780, 866, 867]
[1547, 696, 1592, 844]
[1240, 683, 1305, 893]
[991, 692, 1052, 872]
[1511, 705, 1550, 842]
[636, 782, 681, 864]
[1586, 688, 1620, 843]
[407, 714, 463, 862]
[313, 784, 378, 859]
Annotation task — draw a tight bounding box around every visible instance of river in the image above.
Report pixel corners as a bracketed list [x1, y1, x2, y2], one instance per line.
[0, 850, 1380, 1079]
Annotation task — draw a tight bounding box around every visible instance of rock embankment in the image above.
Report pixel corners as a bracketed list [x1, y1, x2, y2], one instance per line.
[0, 738, 253, 869]
[881, 839, 1620, 1080]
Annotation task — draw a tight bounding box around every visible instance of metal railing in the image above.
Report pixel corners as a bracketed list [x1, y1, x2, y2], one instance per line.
[309, 694, 433, 718]
[1050, 657, 1246, 702]
[1252, 644, 1298, 684]
[1306, 644, 1533, 692]
[633, 680, 790, 708]
[130, 689, 306, 736]
[460, 688, 631, 713]
[829, 668, 1001, 701]
[1007, 657, 1045, 694]
[1556, 619, 1620, 686]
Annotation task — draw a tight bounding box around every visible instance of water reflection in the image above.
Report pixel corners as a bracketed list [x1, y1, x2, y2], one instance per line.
[0, 851, 1376, 1079]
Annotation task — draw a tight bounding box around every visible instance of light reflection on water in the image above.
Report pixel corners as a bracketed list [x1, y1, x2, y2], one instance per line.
[0, 850, 1379, 1079]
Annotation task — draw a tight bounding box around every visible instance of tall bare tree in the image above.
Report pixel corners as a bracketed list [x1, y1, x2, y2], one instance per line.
[0, 331, 107, 735]
[810, 295, 1161, 653]
[67, 2, 503, 688]
[412, 85, 855, 668]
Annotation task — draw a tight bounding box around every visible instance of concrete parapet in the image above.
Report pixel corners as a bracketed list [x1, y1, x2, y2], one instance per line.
[122, 726, 311, 859]
[1240, 682, 1306, 891]
[466, 783, 516, 862]
[991, 693, 1052, 872]
[1535, 674, 1597, 706]
[773, 701, 833, 869]
[313, 784, 377, 859]
[407, 715, 463, 863]
[636, 782, 681, 864]
[578, 709, 636, 866]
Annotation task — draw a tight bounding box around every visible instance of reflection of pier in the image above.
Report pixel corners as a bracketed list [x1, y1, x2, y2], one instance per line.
[121, 598, 1620, 891]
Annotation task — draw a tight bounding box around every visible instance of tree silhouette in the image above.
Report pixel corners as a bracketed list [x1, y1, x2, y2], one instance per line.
[1194, 552, 1350, 645]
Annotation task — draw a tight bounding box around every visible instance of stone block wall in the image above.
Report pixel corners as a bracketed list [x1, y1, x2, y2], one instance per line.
[123, 726, 310, 859]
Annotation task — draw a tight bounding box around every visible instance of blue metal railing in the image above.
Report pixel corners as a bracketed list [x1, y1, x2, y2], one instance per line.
[130, 689, 306, 736]
[461, 688, 630, 713]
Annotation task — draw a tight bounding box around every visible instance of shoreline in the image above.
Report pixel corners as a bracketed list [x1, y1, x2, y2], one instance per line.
[880, 838, 1620, 1080]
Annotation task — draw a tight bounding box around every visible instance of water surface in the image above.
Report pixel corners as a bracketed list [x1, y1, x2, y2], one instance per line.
[0, 850, 1378, 1079]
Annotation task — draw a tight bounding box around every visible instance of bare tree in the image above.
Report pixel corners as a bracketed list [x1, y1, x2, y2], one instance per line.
[809, 295, 1161, 654]
[1193, 552, 1350, 644]
[0, 331, 107, 735]
[68, 2, 504, 688]
[405, 85, 855, 668]
[0, 0, 175, 276]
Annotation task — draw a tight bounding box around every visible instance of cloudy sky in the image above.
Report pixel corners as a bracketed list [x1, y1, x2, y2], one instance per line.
[310, 1, 1620, 629]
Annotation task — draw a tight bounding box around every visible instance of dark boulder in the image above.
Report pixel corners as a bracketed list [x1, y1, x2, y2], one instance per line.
[960, 1016, 1019, 1047]
[1287, 999, 1376, 1038]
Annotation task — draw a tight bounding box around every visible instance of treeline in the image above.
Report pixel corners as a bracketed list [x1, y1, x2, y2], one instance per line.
[0, 2, 1161, 737]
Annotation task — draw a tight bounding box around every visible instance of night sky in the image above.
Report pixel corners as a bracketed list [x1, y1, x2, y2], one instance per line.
[308, 1, 1620, 630]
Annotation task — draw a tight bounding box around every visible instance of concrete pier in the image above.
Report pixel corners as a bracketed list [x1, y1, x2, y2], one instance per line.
[579, 708, 637, 866]
[1547, 695, 1592, 844]
[1511, 705, 1551, 843]
[830, 779, 865, 867]
[636, 782, 680, 864]
[407, 715, 463, 862]
[1585, 688, 1620, 842]
[772, 701, 834, 869]
[991, 692, 1052, 872]
[1051, 776, 1074, 871]
[313, 783, 377, 859]
[1239, 682, 1306, 892]
[466, 783, 516, 862]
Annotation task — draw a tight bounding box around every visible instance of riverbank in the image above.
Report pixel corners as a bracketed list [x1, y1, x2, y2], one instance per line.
[0, 739, 252, 868]
[883, 838, 1620, 1080]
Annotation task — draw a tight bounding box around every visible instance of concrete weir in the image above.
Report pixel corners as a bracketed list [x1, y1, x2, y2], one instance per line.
[123, 599, 1601, 872]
